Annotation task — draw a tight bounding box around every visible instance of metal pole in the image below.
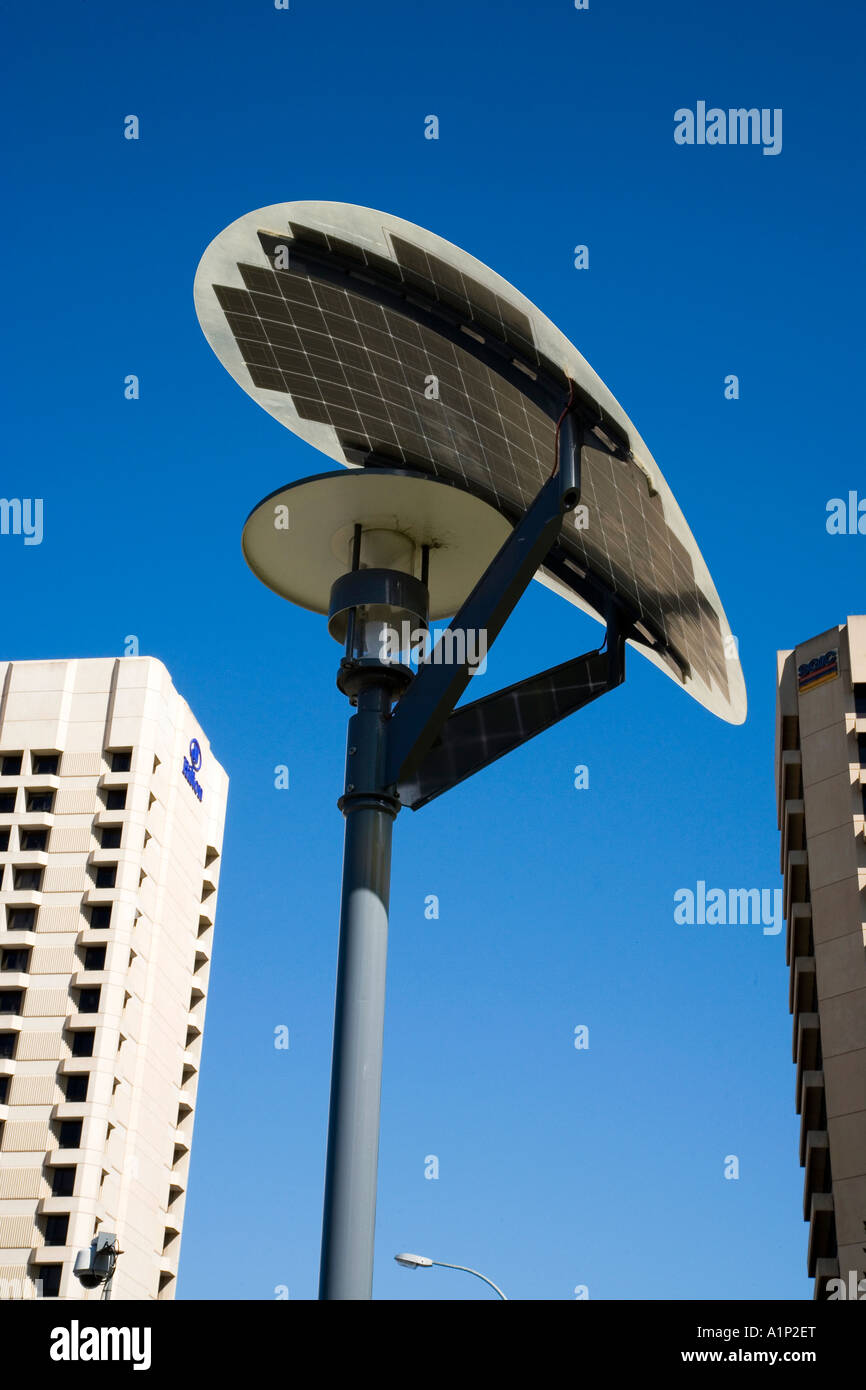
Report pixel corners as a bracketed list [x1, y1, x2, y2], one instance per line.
[319, 680, 399, 1299]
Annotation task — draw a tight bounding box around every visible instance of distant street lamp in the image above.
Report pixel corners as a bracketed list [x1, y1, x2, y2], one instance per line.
[394, 1252, 507, 1300]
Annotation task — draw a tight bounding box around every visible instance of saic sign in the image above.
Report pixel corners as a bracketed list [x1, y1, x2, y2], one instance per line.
[182, 738, 204, 801]
[797, 649, 838, 694]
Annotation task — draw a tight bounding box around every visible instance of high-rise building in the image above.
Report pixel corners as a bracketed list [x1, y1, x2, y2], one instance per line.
[776, 616, 866, 1299]
[0, 657, 228, 1300]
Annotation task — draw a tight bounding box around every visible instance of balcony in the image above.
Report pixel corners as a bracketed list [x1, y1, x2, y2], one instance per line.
[44, 1146, 86, 1166]
[779, 747, 803, 807]
[98, 771, 133, 790]
[786, 902, 812, 969]
[30, 1245, 73, 1267]
[50, 1102, 91, 1122]
[789, 956, 817, 1019]
[798, 1071, 825, 1160]
[70, 970, 107, 990]
[795, 1015, 821, 1108]
[57, 1056, 100, 1075]
[780, 799, 805, 872]
[1, 890, 43, 910]
[1, 922, 38, 949]
[806, 1193, 836, 1277]
[6, 851, 49, 871]
[36, 1195, 77, 1216]
[803, 1131, 831, 1219]
[0, 971, 30, 989]
[63, 1011, 113, 1040]
[75, 925, 113, 948]
[783, 851, 809, 922]
[14, 810, 58, 830]
[81, 883, 124, 907]
[180, 1060, 197, 1090]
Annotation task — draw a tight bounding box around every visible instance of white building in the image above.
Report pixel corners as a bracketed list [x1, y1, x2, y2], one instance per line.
[0, 657, 228, 1299]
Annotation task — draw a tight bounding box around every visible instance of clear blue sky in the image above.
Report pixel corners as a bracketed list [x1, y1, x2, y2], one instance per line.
[2, 0, 863, 1299]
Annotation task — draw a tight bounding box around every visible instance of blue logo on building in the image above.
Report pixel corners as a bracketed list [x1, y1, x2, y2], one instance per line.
[183, 739, 204, 801]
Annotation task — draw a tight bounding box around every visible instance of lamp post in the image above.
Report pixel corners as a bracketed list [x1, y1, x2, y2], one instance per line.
[394, 1252, 508, 1300]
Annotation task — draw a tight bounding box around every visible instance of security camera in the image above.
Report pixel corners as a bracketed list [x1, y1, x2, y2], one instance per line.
[72, 1250, 104, 1289]
[73, 1233, 120, 1293]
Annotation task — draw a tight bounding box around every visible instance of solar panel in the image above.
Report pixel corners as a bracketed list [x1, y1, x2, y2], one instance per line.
[195, 201, 746, 724]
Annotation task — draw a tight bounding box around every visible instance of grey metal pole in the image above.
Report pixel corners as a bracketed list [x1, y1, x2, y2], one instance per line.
[318, 680, 399, 1299]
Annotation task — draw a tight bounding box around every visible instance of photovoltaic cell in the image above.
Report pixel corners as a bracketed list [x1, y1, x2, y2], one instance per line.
[195, 202, 745, 723]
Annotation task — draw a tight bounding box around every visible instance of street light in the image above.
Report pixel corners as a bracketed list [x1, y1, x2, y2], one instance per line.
[394, 1252, 507, 1300]
[195, 198, 747, 1301]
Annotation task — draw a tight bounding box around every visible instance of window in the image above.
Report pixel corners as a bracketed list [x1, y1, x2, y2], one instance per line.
[87, 905, 111, 931]
[41, 1213, 69, 1246]
[64, 1074, 88, 1103]
[32, 754, 59, 776]
[0, 990, 23, 1014]
[50, 1166, 75, 1197]
[83, 946, 105, 972]
[20, 828, 48, 852]
[6, 907, 36, 931]
[70, 1031, 94, 1058]
[0, 1033, 16, 1059]
[57, 1120, 82, 1148]
[105, 788, 127, 811]
[26, 790, 54, 813]
[13, 866, 43, 891]
[855, 684, 866, 717]
[0, 1076, 8, 1104]
[99, 826, 121, 850]
[1, 754, 22, 776]
[38, 1264, 62, 1298]
[95, 866, 116, 889]
[76, 988, 101, 1014]
[110, 750, 132, 773]
[0, 828, 8, 851]
[858, 732, 866, 764]
[0, 792, 15, 813]
[1, 949, 29, 972]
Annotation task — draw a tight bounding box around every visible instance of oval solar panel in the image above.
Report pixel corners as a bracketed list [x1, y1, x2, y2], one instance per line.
[194, 200, 746, 725]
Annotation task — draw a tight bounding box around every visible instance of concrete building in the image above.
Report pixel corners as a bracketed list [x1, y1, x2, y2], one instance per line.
[0, 657, 228, 1300]
[776, 616, 866, 1298]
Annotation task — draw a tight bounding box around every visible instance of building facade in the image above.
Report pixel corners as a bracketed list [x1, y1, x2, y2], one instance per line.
[776, 616, 866, 1298]
[0, 657, 227, 1299]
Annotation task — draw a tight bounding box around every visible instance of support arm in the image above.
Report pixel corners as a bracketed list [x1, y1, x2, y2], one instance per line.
[398, 614, 625, 809]
[385, 408, 584, 789]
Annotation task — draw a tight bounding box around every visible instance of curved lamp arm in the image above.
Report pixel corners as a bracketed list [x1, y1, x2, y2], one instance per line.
[431, 1260, 507, 1300]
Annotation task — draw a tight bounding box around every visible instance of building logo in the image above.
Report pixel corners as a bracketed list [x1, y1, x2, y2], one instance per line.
[182, 738, 203, 801]
[797, 649, 838, 694]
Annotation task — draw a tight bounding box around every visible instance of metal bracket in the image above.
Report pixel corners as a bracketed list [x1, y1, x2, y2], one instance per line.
[384, 402, 630, 804]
